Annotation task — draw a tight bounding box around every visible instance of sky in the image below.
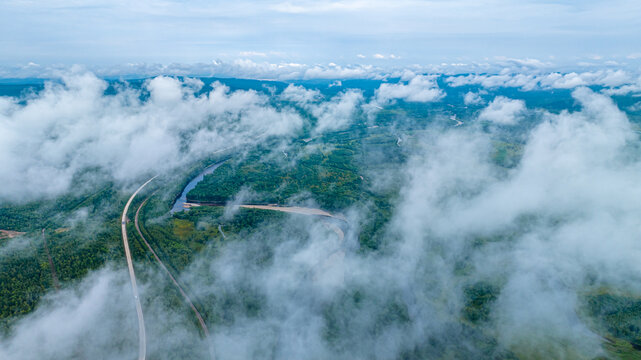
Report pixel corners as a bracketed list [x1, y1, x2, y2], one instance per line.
[1, 0, 641, 70]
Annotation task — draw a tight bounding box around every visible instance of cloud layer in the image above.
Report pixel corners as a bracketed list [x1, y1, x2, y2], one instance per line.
[0, 71, 374, 201]
[2, 68, 641, 358]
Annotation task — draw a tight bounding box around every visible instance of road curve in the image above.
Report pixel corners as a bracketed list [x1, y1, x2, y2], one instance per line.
[121, 176, 157, 360]
[135, 197, 215, 360]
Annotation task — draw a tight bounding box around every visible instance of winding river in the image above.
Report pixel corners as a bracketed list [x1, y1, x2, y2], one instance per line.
[171, 162, 225, 213]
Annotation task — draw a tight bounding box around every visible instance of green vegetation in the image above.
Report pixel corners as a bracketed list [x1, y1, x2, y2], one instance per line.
[137, 200, 286, 272]
[463, 281, 500, 324]
[186, 130, 405, 250]
[584, 291, 641, 357]
[492, 141, 524, 169]
[0, 185, 124, 332]
[187, 142, 364, 211]
[2, 87, 641, 359]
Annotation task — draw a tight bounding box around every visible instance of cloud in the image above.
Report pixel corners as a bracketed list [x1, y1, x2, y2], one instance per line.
[280, 84, 364, 134]
[494, 56, 552, 69]
[280, 83, 321, 104]
[179, 88, 641, 357]
[0, 269, 138, 359]
[374, 75, 444, 104]
[446, 73, 539, 90]
[463, 91, 484, 105]
[0, 61, 386, 82]
[0, 70, 306, 202]
[0, 266, 212, 359]
[447, 69, 636, 91]
[238, 51, 267, 57]
[372, 54, 400, 60]
[3, 63, 641, 359]
[311, 89, 364, 134]
[539, 70, 632, 89]
[601, 74, 641, 96]
[302, 64, 377, 79]
[270, 0, 372, 14]
[478, 96, 526, 125]
[390, 87, 640, 356]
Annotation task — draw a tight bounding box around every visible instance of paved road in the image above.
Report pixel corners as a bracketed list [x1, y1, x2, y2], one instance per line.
[135, 196, 215, 360]
[121, 176, 156, 360]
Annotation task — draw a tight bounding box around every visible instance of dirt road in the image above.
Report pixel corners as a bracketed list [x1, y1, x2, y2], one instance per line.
[184, 203, 347, 222]
[135, 196, 215, 360]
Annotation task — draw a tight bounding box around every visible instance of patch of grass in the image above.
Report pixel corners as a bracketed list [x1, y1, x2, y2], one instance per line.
[172, 218, 195, 240]
[603, 336, 641, 360]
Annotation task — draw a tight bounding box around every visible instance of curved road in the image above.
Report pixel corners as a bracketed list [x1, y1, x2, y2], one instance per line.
[135, 197, 215, 360]
[121, 176, 157, 360]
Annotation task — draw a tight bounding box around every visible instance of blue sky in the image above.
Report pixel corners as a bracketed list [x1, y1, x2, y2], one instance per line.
[1, 0, 640, 69]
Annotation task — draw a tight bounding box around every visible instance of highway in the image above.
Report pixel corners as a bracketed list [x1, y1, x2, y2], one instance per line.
[121, 176, 157, 360]
[135, 196, 215, 360]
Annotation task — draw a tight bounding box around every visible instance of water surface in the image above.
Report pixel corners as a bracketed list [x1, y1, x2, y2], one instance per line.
[171, 162, 224, 213]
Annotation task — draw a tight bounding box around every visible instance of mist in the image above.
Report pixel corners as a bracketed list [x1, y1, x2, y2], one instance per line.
[0, 70, 368, 202]
[186, 87, 641, 358]
[2, 71, 641, 359]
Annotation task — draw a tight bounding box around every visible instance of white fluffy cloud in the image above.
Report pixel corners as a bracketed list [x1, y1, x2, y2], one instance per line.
[0, 71, 305, 201]
[478, 96, 526, 125]
[0, 267, 213, 359]
[394, 87, 641, 356]
[463, 91, 484, 105]
[375, 75, 444, 104]
[312, 90, 364, 134]
[280, 84, 321, 104]
[0, 61, 385, 82]
[447, 70, 637, 92]
[280, 84, 364, 134]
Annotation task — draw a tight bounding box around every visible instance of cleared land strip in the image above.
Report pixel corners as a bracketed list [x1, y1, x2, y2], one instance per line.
[183, 203, 347, 241]
[41, 229, 60, 291]
[0, 230, 25, 239]
[184, 203, 347, 221]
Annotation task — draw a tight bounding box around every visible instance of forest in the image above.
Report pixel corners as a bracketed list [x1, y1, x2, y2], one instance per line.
[1, 85, 641, 358]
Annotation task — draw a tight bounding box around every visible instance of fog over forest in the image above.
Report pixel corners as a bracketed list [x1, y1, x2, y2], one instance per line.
[1, 67, 641, 359]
